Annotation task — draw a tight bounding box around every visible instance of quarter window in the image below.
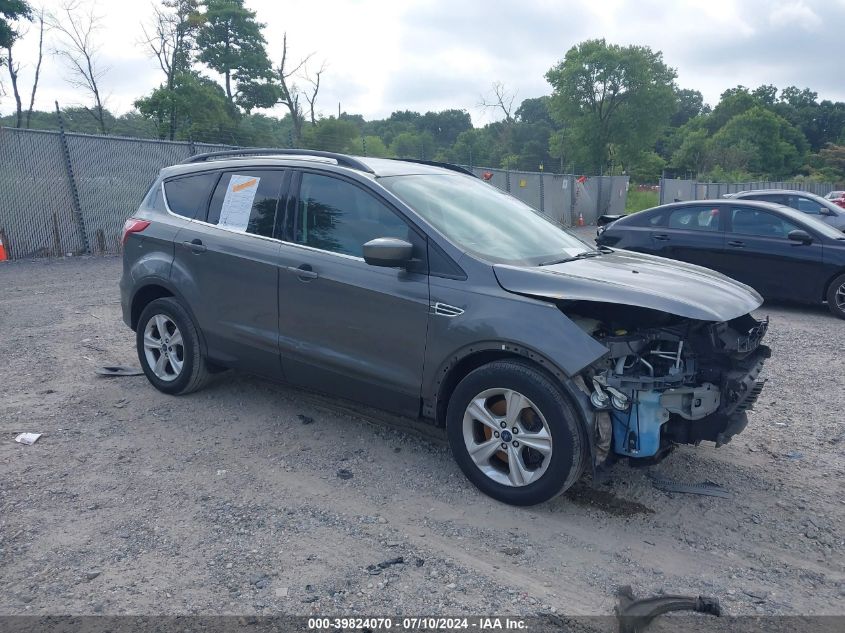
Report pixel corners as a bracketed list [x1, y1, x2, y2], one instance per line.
[667, 206, 721, 231]
[731, 207, 800, 238]
[163, 172, 219, 219]
[296, 173, 410, 257]
[207, 170, 286, 238]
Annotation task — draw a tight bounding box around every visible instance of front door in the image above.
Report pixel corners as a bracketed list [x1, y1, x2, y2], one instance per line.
[276, 171, 430, 417]
[720, 205, 824, 301]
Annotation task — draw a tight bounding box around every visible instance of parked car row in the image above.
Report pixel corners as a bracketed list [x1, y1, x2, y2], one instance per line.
[596, 196, 845, 318]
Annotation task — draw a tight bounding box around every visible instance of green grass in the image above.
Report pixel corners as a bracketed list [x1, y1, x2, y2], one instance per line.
[625, 189, 659, 213]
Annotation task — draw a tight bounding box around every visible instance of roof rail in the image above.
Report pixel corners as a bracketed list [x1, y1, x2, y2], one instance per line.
[388, 158, 477, 178]
[182, 148, 375, 174]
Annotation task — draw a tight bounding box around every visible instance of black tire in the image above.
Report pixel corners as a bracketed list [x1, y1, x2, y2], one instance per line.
[446, 359, 586, 506]
[826, 273, 845, 319]
[136, 297, 212, 395]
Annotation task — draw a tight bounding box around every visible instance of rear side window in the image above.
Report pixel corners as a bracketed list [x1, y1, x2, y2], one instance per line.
[667, 206, 721, 231]
[207, 170, 286, 238]
[163, 172, 219, 219]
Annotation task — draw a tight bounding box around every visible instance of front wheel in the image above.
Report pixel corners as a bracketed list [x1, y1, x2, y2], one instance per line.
[136, 297, 211, 395]
[827, 273, 845, 319]
[446, 360, 586, 506]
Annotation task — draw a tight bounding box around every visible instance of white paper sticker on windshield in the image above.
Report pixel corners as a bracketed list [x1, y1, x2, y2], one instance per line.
[218, 174, 260, 232]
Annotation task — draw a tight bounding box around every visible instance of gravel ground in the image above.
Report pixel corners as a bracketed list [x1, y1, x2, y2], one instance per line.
[0, 243, 843, 619]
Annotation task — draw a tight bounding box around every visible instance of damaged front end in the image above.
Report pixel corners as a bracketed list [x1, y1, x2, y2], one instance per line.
[567, 303, 770, 465]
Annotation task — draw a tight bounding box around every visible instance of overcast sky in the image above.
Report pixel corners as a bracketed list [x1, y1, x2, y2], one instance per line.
[2, 0, 843, 125]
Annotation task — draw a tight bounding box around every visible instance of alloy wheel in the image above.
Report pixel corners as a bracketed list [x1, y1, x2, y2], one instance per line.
[462, 388, 553, 487]
[142, 314, 184, 382]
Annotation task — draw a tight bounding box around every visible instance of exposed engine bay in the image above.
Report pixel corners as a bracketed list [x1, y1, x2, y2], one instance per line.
[565, 302, 770, 465]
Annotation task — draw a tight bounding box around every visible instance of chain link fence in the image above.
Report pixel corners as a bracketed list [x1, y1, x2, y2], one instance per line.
[0, 127, 628, 260]
[659, 177, 836, 204]
[0, 127, 230, 259]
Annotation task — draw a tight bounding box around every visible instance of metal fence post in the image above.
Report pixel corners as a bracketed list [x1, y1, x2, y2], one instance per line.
[55, 101, 89, 255]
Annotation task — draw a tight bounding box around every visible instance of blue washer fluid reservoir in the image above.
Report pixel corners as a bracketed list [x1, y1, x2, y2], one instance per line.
[611, 391, 670, 457]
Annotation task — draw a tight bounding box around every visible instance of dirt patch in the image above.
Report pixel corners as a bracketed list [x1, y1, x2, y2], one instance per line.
[0, 255, 843, 617]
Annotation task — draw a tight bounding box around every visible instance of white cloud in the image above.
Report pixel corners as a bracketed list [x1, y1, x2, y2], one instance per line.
[1, 0, 843, 124]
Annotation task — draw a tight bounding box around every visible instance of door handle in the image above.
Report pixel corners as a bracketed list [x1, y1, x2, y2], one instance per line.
[182, 239, 207, 253]
[653, 234, 670, 241]
[728, 240, 745, 248]
[287, 265, 319, 280]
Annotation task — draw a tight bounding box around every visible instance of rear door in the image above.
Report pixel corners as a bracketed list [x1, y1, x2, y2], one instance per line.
[649, 204, 727, 270]
[720, 205, 824, 301]
[276, 170, 430, 417]
[170, 168, 288, 377]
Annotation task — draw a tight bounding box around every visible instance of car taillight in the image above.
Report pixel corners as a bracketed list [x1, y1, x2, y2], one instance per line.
[121, 218, 151, 245]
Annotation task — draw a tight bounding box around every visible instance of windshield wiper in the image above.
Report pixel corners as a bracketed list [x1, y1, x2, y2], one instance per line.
[540, 249, 605, 266]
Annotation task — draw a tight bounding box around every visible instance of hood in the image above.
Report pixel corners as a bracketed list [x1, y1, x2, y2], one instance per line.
[493, 249, 763, 322]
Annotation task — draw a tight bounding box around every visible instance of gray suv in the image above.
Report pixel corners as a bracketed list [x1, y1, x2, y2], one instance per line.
[724, 189, 845, 232]
[121, 149, 769, 506]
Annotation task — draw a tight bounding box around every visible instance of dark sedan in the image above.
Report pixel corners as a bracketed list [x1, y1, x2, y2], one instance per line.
[596, 200, 845, 318]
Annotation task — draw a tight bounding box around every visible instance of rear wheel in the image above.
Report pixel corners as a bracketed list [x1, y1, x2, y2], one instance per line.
[827, 273, 845, 319]
[446, 360, 586, 506]
[137, 297, 211, 395]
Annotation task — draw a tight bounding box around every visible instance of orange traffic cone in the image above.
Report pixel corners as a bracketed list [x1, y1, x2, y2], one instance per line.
[577, 212, 585, 227]
[0, 233, 8, 262]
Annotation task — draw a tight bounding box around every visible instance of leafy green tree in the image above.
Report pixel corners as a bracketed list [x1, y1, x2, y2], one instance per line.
[545, 39, 677, 172]
[196, 0, 277, 110]
[141, 0, 202, 139]
[135, 71, 238, 142]
[671, 88, 708, 127]
[419, 109, 472, 148]
[0, 0, 30, 52]
[300, 116, 359, 152]
[515, 96, 554, 126]
[710, 106, 808, 179]
[707, 86, 757, 132]
[360, 135, 391, 157]
[390, 131, 435, 159]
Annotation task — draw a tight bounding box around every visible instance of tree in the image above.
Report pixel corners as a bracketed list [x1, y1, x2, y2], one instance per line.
[135, 71, 237, 142]
[49, 1, 109, 134]
[545, 39, 677, 172]
[515, 96, 554, 126]
[0, 0, 30, 51]
[480, 81, 516, 123]
[418, 109, 472, 148]
[196, 0, 276, 110]
[710, 106, 808, 179]
[1, 0, 33, 127]
[671, 88, 708, 127]
[274, 31, 325, 144]
[300, 116, 358, 152]
[140, 0, 201, 139]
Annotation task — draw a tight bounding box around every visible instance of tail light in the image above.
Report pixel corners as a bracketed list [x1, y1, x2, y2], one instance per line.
[122, 218, 151, 245]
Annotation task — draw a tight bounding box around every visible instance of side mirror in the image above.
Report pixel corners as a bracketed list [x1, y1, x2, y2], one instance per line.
[787, 229, 813, 245]
[819, 207, 834, 216]
[363, 237, 413, 267]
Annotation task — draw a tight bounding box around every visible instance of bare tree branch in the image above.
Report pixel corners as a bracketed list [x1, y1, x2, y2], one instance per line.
[303, 61, 326, 126]
[49, 1, 109, 133]
[26, 8, 48, 129]
[276, 32, 318, 143]
[480, 81, 517, 123]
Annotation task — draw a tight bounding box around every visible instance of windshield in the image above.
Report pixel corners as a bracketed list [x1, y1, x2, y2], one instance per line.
[380, 173, 594, 265]
[771, 204, 845, 240]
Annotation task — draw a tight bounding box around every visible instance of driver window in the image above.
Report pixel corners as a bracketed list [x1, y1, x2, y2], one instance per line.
[296, 173, 410, 257]
[731, 207, 800, 238]
[789, 196, 821, 215]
